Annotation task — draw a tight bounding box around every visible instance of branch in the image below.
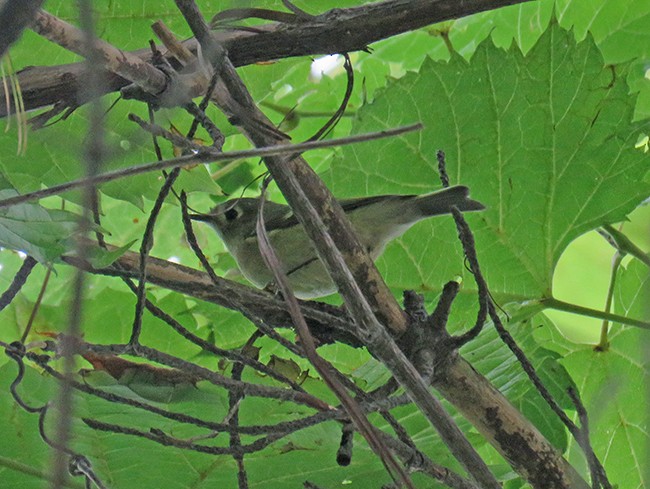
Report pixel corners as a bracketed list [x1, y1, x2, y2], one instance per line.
[31, 9, 168, 96]
[61, 247, 362, 348]
[255, 182, 414, 487]
[173, 1, 501, 487]
[0, 123, 420, 209]
[432, 357, 590, 489]
[0, 256, 38, 312]
[1, 0, 532, 116]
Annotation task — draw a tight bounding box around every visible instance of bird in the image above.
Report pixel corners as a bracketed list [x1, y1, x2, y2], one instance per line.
[190, 185, 484, 298]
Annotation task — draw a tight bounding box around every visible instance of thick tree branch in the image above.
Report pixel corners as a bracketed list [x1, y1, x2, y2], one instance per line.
[61, 249, 362, 347]
[62, 243, 591, 488]
[1, 0, 531, 117]
[433, 358, 590, 488]
[172, 1, 504, 487]
[32, 9, 168, 97]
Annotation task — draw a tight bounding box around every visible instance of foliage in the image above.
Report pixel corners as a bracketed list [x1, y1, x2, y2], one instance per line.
[0, 0, 648, 488]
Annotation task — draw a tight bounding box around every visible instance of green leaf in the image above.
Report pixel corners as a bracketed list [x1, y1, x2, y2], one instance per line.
[616, 255, 650, 321]
[535, 258, 650, 487]
[461, 316, 572, 452]
[0, 190, 81, 263]
[329, 21, 650, 311]
[1, 4, 649, 488]
[85, 239, 137, 269]
[556, 0, 650, 121]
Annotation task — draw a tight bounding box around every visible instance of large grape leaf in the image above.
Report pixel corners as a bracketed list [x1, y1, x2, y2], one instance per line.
[536, 258, 649, 488]
[557, 0, 650, 121]
[328, 20, 650, 312]
[452, 0, 650, 120]
[1, 5, 648, 489]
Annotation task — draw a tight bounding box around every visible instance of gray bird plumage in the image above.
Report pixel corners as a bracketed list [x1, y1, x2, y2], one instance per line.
[191, 185, 484, 298]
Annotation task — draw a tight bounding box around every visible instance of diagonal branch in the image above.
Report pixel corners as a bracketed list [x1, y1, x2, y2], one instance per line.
[173, 1, 501, 487]
[61, 247, 362, 347]
[0, 123, 420, 209]
[31, 9, 168, 96]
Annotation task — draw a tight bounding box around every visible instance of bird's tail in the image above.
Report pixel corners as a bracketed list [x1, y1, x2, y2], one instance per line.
[415, 185, 484, 217]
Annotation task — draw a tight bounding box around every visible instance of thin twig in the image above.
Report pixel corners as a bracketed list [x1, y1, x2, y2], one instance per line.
[0, 256, 37, 312]
[21, 264, 51, 342]
[567, 387, 612, 489]
[254, 178, 414, 489]
[0, 123, 422, 209]
[306, 53, 353, 142]
[129, 113, 204, 153]
[82, 417, 284, 455]
[129, 168, 181, 345]
[84, 342, 331, 410]
[437, 151, 601, 489]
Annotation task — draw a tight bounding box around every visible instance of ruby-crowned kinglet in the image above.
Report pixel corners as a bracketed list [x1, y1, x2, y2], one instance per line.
[190, 185, 484, 298]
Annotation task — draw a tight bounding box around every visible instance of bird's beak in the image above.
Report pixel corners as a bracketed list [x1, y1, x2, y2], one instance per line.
[188, 213, 211, 222]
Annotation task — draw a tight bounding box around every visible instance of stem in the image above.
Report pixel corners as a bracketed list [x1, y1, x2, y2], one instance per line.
[544, 297, 650, 330]
[601, 224, 650, 268]
[598, 252, 624, 349]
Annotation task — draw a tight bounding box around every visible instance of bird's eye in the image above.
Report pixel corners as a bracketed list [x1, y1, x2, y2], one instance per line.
[224, 208, 239, 221]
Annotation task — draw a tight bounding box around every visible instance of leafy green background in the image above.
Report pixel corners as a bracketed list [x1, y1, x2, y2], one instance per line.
[329, 20, 648, 308]
[0, 0, 648, 488]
